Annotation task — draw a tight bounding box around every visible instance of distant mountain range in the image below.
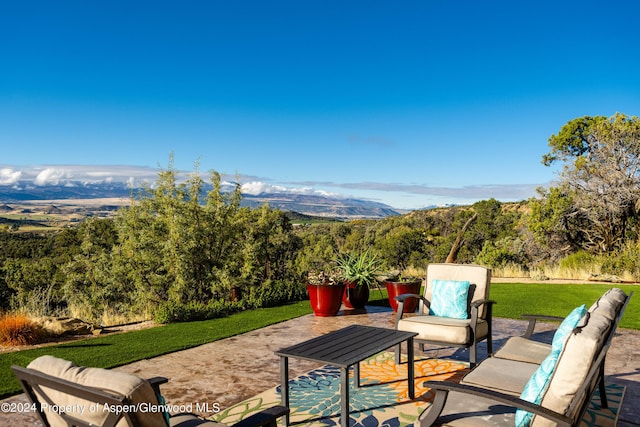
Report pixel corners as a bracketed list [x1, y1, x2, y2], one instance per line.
[0, 182, 132, 201]
[241, 193, 401, 218]
[0, 181, 403, 219]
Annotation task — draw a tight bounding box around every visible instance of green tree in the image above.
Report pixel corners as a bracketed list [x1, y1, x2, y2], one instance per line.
[294, 225, 340, 276]
[3, 258, 62, 316]
[435, 200, 518, 263]
[375, 225, 426, 270]
[62, 218, 129, 322]
[233, 205, 301, 288]
[527, 186, 577, 261]
[541, 114, 640, 252]
[476, 237, 527, 269]
[112, 161, 245, 310]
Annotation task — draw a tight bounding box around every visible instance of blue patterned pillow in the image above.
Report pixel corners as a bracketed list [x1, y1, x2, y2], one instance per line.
[515, 304, 587, 427]
[429, 280, 470, 319]
[515, 351, 559, 427]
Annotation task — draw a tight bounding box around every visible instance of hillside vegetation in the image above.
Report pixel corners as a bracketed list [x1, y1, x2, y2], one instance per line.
[2, 114, 640, 325]
[0, 192, 637, 326]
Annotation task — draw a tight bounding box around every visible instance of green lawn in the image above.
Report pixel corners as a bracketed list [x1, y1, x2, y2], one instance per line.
[491, 283, 638, 329]
[0, 301, 312, 399]
[1, 282, 636, 399]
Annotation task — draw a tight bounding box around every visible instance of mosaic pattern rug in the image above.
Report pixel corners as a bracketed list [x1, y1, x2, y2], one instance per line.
[214, 352, 624, 427]
[582, 384, 625, 427]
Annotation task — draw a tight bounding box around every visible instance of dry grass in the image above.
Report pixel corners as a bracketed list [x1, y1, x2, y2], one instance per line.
[541, 265, 600, 281]
[399, 265, 426, 278]
[0, 313, 46, 346]
[492, 263, 639, 283]
[67, 304, 150, 327]
[491, 263, 530, 279]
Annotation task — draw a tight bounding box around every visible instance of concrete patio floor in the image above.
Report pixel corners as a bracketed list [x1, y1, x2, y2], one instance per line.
[3, 305, 639, 426]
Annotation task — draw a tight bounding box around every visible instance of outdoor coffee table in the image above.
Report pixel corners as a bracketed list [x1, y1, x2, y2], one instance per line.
[275, 324, 418, 427]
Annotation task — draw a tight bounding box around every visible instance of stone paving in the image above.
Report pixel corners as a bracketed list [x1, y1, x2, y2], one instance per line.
[2, 305, 639, 426]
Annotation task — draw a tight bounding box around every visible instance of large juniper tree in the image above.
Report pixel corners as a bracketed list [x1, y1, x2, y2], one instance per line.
[536, 113, 640, 252]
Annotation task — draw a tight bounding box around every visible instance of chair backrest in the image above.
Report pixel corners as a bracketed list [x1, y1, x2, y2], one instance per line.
[14, 355, 167, 427]
[532, 288, 631, 426]
[422, 263, 492, 319]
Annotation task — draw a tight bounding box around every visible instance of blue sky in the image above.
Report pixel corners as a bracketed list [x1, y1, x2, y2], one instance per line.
[1, 1, 639, 209]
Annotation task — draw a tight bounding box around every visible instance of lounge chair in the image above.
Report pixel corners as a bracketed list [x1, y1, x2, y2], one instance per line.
[13, 355, 288, 427]
[414, 288, 632, 426]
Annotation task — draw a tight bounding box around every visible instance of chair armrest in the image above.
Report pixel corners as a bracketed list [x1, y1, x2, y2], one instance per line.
[394, 293, 424, 302]
[469, 299, 496, 325]
[394, 294, 429, 325]
[521, 314, 564, 338]
[415, 380, 572, 427]
[470, 299, 496, 308]
[147, 376, 169, 395]
[231, 405, 290, 427]
[148, 376, 169, 386]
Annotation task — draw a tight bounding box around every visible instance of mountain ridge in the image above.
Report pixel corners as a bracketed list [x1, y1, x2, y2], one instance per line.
[0, 181, 402, 219]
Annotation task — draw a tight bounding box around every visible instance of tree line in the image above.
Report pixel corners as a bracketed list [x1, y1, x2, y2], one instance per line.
[1, 113, 639, 323]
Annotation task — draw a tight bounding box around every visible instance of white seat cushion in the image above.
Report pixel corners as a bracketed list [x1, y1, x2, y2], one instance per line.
[397, 316, 487, 345]
[461, 357, 538, 395]
[493, 337, 551, 365]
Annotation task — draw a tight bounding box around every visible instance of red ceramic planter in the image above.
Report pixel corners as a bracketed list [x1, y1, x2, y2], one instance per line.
[384, 280, 422, 312]
[307, 283, 346, 316]
[342, 282, 370, 309]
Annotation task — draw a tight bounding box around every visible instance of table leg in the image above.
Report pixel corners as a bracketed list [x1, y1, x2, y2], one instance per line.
[407, 337, 415, 400]
[354, 362, 360, 389]
[280, 356, 289, 426]
[340, 366, 349, 427]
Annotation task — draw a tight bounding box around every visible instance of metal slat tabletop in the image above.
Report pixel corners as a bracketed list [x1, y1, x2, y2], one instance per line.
[276, 324, 416, 366]
[275, 324, 418, 427]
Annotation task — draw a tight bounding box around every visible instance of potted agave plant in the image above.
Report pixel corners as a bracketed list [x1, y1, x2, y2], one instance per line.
[383, 272, 423, 313]
[306, 270, 345, 316]
[334, 249, 383, 310]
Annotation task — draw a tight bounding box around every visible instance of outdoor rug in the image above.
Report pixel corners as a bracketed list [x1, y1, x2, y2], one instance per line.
[213, 352, 624, 427]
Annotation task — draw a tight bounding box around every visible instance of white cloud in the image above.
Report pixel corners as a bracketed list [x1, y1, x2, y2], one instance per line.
[240, 181, 342, 198]
[0, 168, 22, 185]
[287, 179, 543, 202]
[0, 164, 550, 209]
[241, 181, 285, 195]
[0, 164, 164, 187]
[34, 168, 72, 186]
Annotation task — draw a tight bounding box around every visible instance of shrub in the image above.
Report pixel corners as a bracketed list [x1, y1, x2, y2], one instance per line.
[559, 250, 597, 270]
[245, 280, 307, 308]
[0, 313, 46, 346]
[476, 238, 526, 269]
[153, 280, 308, 323]
[153, 300, 237, 323]
[600, 244, 640, 280]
